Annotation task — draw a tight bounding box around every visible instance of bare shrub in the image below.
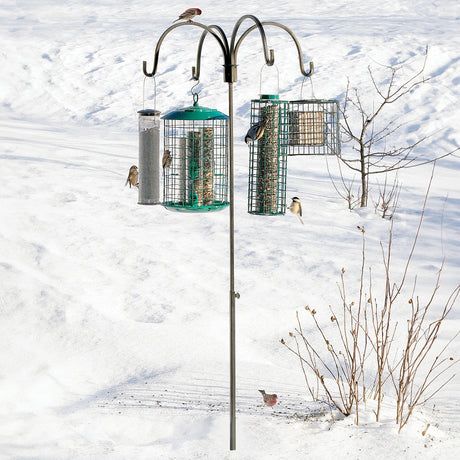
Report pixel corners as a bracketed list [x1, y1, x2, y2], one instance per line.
[373, 174, 401, 219]
[392, 283, 459, 432]
[282, 168, 459, 428]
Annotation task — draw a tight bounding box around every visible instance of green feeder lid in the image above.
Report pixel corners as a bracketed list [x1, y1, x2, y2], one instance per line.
[259, 94, 280, 100]
[162, 103, 228, 121]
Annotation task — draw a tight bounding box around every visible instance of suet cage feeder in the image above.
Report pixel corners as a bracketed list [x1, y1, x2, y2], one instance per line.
[287, 99, 341, 155]
[138, 109, 162, 205]
[162, 102, 229, 212]
[248, 94, 289, 216]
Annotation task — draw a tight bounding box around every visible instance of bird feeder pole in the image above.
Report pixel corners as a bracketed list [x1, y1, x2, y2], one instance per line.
[143, 15, 313, 451]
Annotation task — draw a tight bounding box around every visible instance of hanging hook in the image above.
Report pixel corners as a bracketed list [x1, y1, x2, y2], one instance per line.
[142, 75, 157, 110]
[233, 21, 313, 79]
[259, 63, 279, 96]
[300, 75, 315, 100]
[191, 80, 200, 105]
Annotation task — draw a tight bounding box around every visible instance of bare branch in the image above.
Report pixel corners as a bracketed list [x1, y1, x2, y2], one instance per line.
[335, 47, 455, 208]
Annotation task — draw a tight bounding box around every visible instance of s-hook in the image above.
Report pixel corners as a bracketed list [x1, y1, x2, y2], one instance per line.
[191, 80, 200, 105]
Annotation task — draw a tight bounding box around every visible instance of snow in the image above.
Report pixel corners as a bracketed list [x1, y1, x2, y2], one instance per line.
[0, 0, 459, 458]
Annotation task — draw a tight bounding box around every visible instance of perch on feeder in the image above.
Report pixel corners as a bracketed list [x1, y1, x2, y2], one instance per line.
[138, 108, 162, 205]
[247, 94, 289, 216]
[162, 95, 229, 212]
[287, 99, 341, 156]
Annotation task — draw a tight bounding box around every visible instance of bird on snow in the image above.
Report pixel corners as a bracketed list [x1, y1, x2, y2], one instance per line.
[245, 118, 268, 145]
[125, 165, 139, 188]
[259, 389, 277, 407]
[288, 196, 304, 225]
[173, 8, 202, 22]
[162, 149, 172, 170]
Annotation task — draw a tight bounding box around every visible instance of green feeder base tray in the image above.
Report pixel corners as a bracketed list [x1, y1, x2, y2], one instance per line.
[163, 201, 230, 213]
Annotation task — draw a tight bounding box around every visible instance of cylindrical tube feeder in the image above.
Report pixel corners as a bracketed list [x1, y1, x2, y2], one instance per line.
[287, 99, 341, 155]
[248, 95, 288, 216]
[162, 103, 229, 212]
[138, 109, 161, 204]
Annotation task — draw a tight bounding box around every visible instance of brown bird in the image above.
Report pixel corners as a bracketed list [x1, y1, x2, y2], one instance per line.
[258, 389, 277, 407]
[173, 8, 202, 22]
[125, 165, 139, 188]
[162, 150, 172, 170]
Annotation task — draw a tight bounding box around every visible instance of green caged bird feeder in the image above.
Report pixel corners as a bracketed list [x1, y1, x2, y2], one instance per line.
[162, 94, 229, 213]
[247, 94, 289, 216]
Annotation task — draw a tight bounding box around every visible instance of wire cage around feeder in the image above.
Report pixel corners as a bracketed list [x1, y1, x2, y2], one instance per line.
[248, 95, 289, 216]
[287, 99, 341, 156]
[162, 103, 229, 212]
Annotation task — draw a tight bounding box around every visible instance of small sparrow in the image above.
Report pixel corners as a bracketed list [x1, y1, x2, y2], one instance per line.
[245, 118, 268, 144]
[162, 149, 172, 170]
[125, 165, 139, 188]
[259, 390, 277, 407]
[288, 196, 304, 224]
[173, 8, 202, 22]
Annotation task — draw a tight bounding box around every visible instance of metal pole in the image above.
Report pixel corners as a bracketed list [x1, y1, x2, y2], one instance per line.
[228, 81, 236, 451]
[142, 17, 314, 453]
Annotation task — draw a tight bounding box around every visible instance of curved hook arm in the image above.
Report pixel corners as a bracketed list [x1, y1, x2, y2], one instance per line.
[192, 24, 230, 81]
[234, 21, 314, 78]
[230, 15, 275, 68]
[143, 22, 228, 78]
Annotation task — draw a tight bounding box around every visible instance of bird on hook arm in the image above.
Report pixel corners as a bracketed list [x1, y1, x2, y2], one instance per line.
[173, 8, 202, 22]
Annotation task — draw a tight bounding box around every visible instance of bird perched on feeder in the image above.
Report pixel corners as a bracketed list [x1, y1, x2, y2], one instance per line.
[162, 149, 172, 170]
[125, 165, 139, 188]
[245, 118, 268, 145]
[259, 390, 277, 407]
[288, 196, 304, 225]
[173, 8, 202, 22]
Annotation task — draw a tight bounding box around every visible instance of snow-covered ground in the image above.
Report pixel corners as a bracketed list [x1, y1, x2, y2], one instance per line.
[0, 1, 459, 458]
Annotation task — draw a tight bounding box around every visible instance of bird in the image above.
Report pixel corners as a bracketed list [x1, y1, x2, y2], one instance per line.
[245, 118, 268, 144]
[259, 390, 277, 407]
[125, 165, 139, 188]
[173, 8, 202, 22]
[288, 196, 304, 224]
[162, 149, 172, 170]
